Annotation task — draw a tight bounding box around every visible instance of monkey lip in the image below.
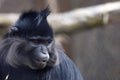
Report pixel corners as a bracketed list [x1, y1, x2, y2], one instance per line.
[33, 58, 48, 66]
[30, 59, 48, 69]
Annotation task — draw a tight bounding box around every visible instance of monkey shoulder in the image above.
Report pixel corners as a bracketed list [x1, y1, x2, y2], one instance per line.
[48, 52, 83, 80]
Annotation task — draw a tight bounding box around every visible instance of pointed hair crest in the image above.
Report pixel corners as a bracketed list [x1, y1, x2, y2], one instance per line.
[4, 7, 53, 38]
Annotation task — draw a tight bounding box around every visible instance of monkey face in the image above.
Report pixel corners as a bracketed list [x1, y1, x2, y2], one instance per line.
[26, 40, 57, 70]
[1, 37, 58, 70]
[25, 36, 57, 69]
[29, 45, 50, 69]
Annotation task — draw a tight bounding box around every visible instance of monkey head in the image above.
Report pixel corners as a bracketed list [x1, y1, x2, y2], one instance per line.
[1, 8, 59, 70]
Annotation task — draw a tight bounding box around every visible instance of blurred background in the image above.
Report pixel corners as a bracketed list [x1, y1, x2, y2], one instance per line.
[0, 0, 120, 80]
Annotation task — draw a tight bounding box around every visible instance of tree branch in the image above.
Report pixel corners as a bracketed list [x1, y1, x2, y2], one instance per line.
[0, 1, 120, 34]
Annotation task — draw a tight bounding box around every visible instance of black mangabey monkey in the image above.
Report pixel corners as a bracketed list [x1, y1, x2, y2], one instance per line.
[0, 8, 83, 80]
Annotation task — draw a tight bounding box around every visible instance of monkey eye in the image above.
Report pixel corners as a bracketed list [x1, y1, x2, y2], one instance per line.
[28, 39, 40, 44]
[32, 40, 41, 44]
[33, 40, 51, 45]
[44, 40, 51, 45]
[28, 37, 52, 45]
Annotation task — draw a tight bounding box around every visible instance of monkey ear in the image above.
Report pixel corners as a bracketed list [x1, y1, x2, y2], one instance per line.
[3, 27, 19, 38]
[9, 27, 19, 32]
[7, 26, 19, 34]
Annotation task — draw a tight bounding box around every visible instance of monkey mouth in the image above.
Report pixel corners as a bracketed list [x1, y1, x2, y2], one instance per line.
[34, 58, 49, 64]
[34, 60, 47, 65]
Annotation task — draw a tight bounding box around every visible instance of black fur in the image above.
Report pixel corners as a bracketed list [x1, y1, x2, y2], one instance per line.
[0, 8, 83, 80]
[5, 8, 53, 39]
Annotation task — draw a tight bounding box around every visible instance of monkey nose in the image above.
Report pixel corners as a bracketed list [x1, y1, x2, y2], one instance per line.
[39, 52, 50, 62]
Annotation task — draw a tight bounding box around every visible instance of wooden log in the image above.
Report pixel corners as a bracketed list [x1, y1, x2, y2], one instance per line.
[48, 1, 120, 34]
